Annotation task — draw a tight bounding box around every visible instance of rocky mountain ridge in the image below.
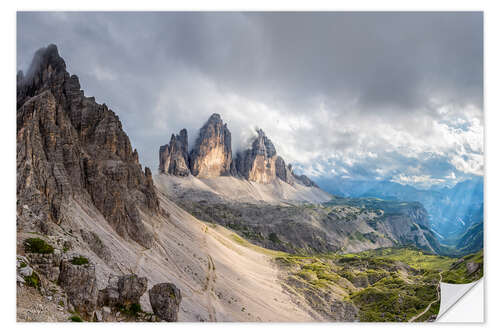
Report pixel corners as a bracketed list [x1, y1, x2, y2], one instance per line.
[16, 44, 329, 323]
[17, 44, 185, 322]
[158, 113, 317, 187]
[17, 44, 161, 248]
[316, 176, 484, 253]
[160, 181, 442, 255]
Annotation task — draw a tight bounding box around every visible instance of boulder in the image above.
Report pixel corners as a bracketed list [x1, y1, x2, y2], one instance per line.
[98, 274, 148, 307]
[148, 283, 182, 322]
[57, 258, 98, 318]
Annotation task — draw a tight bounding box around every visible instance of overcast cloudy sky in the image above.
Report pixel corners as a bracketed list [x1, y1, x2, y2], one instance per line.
[17, 12, 483, 188]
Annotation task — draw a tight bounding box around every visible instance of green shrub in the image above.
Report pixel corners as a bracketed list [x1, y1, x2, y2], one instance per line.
[24, 272, 40, 289]
[298, 269, 317, 281]
[119, 303, 142, 317]
[24, 238, 54, 254]
[269, 232, 281, 243]
[129, 303, 142, 316]
[69, 315, 83, 322]
[71, 256, 89, 266]
[20, 262, 27, 268]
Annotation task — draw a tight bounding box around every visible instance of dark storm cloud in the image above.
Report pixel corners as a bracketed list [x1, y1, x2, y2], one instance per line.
[17, 12, 483, 187]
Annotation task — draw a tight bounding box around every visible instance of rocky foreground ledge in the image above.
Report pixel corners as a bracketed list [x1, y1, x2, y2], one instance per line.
[17, 247, 181, 322]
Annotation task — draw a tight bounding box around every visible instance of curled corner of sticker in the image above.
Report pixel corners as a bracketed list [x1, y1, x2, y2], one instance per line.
[436, 278, 484, 322]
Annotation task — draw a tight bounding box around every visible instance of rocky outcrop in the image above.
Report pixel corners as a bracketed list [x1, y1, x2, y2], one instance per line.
[148, 283, 182, 322]
[275, 157, 294, 185]
[26, 252, 63, 282]
[466, 262, 480, 274]
[16, 256, 34, 285]
[58, 258, 98, 319]
[17, 44, 160, 248]
[98, 274, 148, 308]
[234, 129, 278, 184]
[159, 129, 190, 176]
[330, 300, 359, 322]
[80, 229, 112, 264]
[189, 113, 232, 178]
[293, 173, 319, 188]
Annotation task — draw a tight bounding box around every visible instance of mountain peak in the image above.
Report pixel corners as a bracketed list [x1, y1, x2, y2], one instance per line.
[251, 128, 276, 158]
[256, 128, 265, 137]
[189, 114, 233, 178]
[17, 44, 82, 109]
[23, 44, 66, 82]
[207, 113, 222, 122]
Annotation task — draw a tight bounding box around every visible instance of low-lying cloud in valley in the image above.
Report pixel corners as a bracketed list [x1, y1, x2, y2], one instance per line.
[17, 12, 483, 188]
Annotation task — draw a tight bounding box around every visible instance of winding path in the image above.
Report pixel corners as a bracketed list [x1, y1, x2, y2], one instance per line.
[204, 254, 217, 321]
[409, 271, 443, 322]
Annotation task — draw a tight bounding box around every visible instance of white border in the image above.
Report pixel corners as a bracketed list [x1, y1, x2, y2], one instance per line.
[2, 1, 498, 332]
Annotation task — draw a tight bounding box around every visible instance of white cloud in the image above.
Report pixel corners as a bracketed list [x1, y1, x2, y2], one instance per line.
[391, 174, 446, 189]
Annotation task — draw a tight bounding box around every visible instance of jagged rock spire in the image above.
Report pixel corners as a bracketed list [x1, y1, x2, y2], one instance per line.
[234, 128, 278, 184]
[159, 129, 190, 176]
[275, 156, 294, 185]
[189, 113, 233, 178]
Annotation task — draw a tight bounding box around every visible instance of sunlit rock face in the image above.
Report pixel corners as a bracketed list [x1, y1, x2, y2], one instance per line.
[235, 129, 278, 184]
[159, 129, 190, 176]
[189, 113, 233, 178]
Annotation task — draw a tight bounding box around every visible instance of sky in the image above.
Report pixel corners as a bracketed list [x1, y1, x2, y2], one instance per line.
[17, 12, 483, 189]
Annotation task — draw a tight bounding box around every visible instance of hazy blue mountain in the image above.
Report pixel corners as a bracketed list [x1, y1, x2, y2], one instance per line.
[454, 222, 484, 255]
[315, 176, 483, 248]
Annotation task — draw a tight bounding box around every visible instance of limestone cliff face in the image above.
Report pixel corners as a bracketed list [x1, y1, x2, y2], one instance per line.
[189, 113, 232, 178]
[275, 157, 294, 185]
[17, 44, 160, 248]
[234, 129, 277, 184]
[159, 129, 190, 176]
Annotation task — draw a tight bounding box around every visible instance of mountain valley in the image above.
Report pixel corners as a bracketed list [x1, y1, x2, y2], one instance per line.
[16, 44, 483, 323]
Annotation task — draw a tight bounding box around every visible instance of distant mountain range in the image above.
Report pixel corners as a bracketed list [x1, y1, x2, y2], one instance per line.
[315, 176, 483, 252]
